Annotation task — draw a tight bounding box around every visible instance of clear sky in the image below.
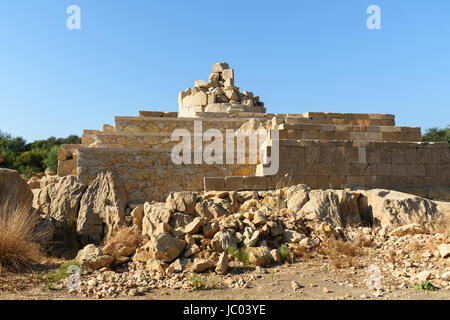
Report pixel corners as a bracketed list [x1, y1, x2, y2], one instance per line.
[0, 0, 449, 142]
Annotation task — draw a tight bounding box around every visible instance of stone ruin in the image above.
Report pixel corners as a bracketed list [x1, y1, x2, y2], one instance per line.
[178, 62, 266, 117]
[57, 62, 450, 208]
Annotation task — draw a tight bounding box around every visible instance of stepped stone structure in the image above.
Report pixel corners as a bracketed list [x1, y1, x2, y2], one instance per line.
[58, 63, 450, 206]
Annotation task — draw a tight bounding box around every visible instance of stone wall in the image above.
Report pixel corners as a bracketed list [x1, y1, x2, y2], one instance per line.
[275, 123, 421, 142]
[114, 116, 264, 133]
[75, 147, 258, 204]
[204, 140, 450, 200]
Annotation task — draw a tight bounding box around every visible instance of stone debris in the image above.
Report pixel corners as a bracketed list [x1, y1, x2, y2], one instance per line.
[178, 63, 266, 117]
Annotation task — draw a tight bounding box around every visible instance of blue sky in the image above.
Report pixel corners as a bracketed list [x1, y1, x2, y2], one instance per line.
[0, 0, 449, 142]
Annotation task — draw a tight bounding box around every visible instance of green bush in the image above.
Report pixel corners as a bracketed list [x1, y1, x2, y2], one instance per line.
[422, 126, 450, 143]
[43, 145, 60, 173]
[40, 259, 81, 289]
[0, 130, 80, 177]
[414, 281, 437, 292]
[228, 246, 250, 266]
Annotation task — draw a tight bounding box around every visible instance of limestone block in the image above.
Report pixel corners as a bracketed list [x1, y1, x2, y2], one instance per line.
[222, 69, 234, 81]
[204, 177, 226, 191]
[204, 103, 230, 113]
[224, 78, 234, 87]
[194, 80, 210, 88]
[225, 89, 238, 101]
[225, 176, 244, 191]
[182, 91, 208, 108]
[103, 124, 114, 132]
[212, 62, 229, 73]
[207, 93, 216, 105]
[243, 176, 267, 191]
[209, 73, 220, 82]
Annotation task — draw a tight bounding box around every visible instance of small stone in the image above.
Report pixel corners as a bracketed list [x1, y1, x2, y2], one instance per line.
[291, 281, 302, 291]
[437, 243, 450, 258]
[322, 287, 329, 294]
[87, 279, 97, 288]
[129, 289, 137, 296]
[215, 252, 229, 275]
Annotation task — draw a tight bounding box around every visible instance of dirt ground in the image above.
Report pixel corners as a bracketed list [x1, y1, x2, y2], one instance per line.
[1, 258, 448, 301]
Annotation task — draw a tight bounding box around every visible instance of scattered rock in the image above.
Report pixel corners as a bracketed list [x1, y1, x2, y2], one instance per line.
[192, 259, 216, 273]
[150, 232, 186, 262]
[75, 244, 114, 269]
[215, 252, 229, 274]
[437, 243, 450, 258]
[166, 192, 197, 216]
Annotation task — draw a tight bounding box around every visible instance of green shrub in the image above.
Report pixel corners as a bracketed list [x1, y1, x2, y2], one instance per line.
[0, 130, 80, 176]
[422, 126, 450, 143]
[43, 145, 59, 172]
[228, 246, 250, 266]
[189, 274, 207, 290]
[279, 244, 289, 262]
[40, 259, 81, 289]
[414, 281, 437, 292]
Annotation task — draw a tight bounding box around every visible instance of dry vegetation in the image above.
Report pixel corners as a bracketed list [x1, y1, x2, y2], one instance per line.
[317, 237, 363, 269]
[102, 227, 143, 258]
[0, 199, 45, 272]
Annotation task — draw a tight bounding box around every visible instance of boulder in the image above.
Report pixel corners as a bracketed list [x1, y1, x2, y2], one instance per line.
[215, 252, 229, 274]
[182, 217, 206, 235]
[240, 199, 260, 212]
[34, 175, 87, 223]
[142, 202, 172, 237]
[75, 244, 114, 269]
[165, 191, 197, 216]
[170, 212, 195, 229]
[365, 189, 441, 228]
[196, 198, 229, 220]
[286, 184, 309, 212]
[130, 205, 144, 231]
[298, 190, 343, 228]
[248, 246, 271, 267]
[283, 229, 306, 243]
[0, 168, 33, 213]
[192, 259, 216, 273]
[438, 244, 450, 258]
[150, 232, 186, 262]
[335, 190, 361, 226]
[146, 258, 169, 273]
[77, 172, 127, 244]
[253, 212, 267, 226]
[203, 223, 219, 238]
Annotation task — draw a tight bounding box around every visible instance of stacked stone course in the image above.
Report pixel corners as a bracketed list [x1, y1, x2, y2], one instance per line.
[58, 63, 450, 205]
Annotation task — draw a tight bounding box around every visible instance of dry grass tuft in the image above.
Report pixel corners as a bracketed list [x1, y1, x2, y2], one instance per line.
[318, 237, 362, 269]
[0, 198, 45, 272]
[102, 227, 143, 258]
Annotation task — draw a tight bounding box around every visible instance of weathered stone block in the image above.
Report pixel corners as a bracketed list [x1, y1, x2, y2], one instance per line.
[212, 63, 229, 73]
[243, 176, 267, 190]
[225, 176, 244, 191]
[204, 177, 226, 191]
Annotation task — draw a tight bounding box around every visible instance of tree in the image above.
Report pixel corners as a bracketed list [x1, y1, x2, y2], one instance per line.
[0, 131, 81, 177]
[422, 125, 450, 143]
